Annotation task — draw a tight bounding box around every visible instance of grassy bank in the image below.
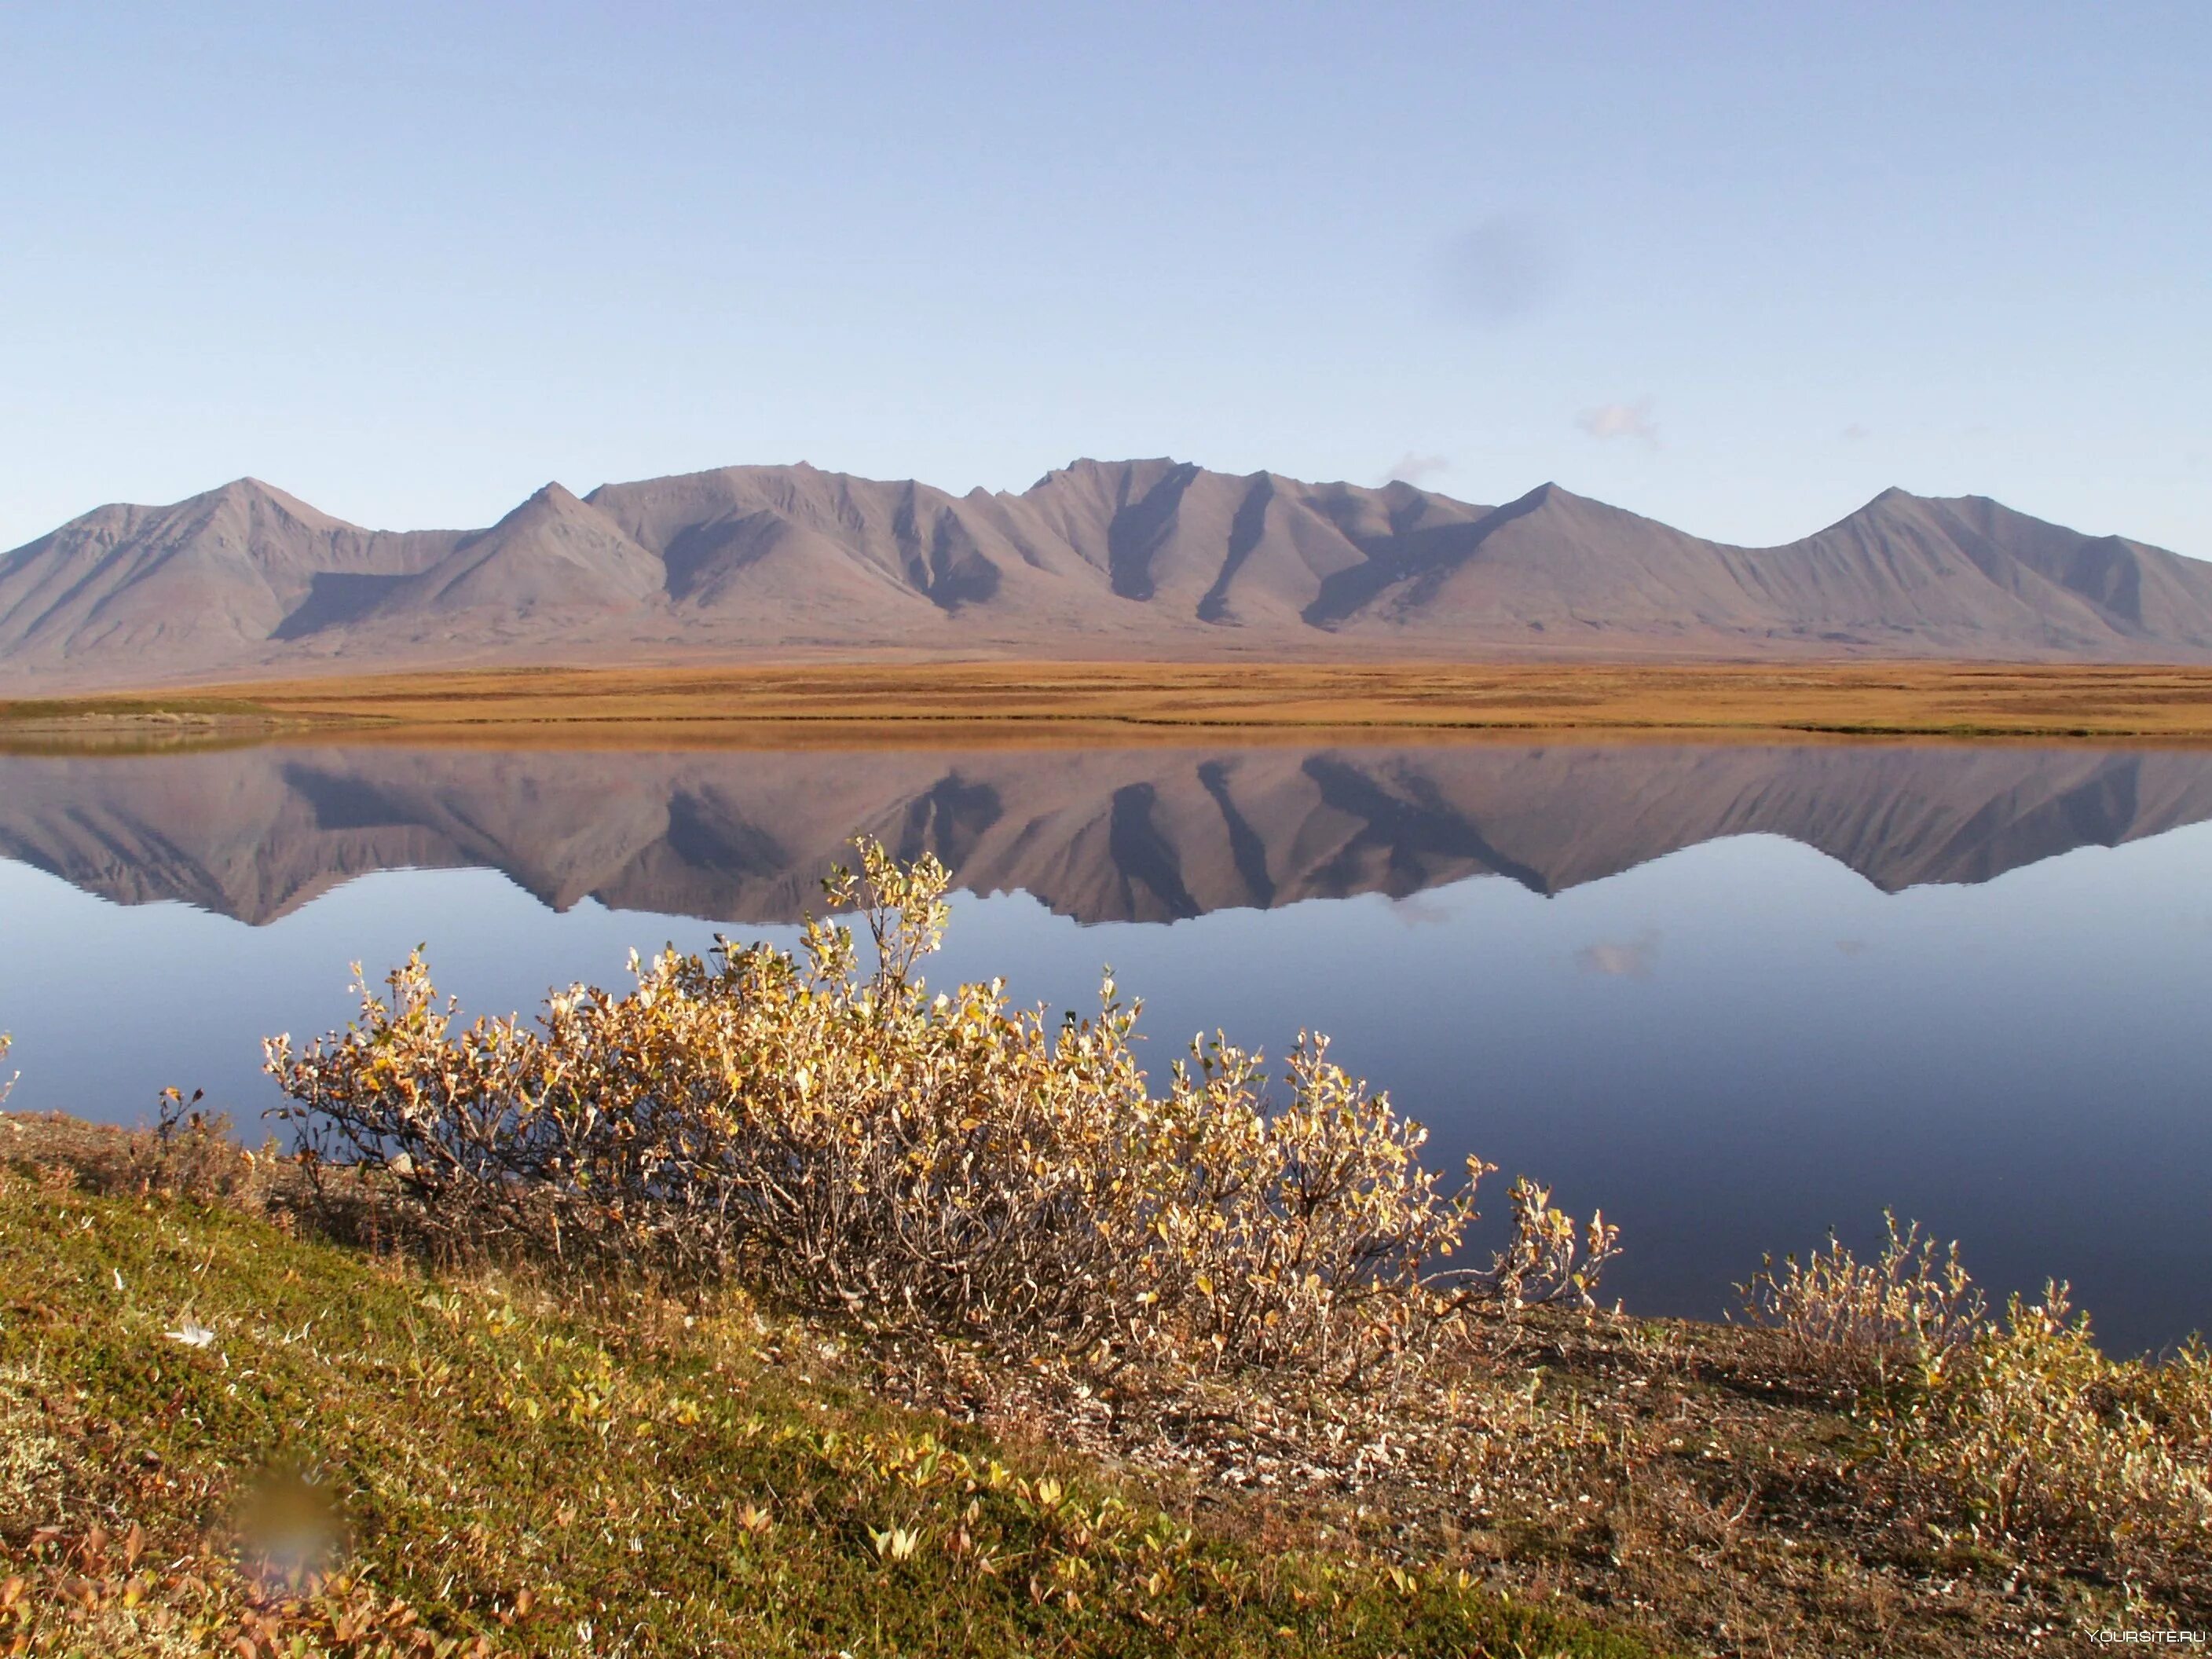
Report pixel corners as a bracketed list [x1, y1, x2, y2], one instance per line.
[0, 1126, 1646, 1658]
[35, 658, 2212, 746]
[0, 694, 316, 756]
[5, 1113, 2203, 1659]
[0, 695, 276, 725]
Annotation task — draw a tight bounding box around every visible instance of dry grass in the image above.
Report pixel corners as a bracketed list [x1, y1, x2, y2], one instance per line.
[26, 658, 2212, 748]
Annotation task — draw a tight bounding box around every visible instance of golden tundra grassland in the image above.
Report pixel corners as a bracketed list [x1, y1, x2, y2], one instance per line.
[2, 665, 2210, 1659]
[15, 659, 2212, 747]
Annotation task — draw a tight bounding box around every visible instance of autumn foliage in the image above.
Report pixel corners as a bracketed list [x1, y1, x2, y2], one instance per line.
[266, 843, 1617, 1382]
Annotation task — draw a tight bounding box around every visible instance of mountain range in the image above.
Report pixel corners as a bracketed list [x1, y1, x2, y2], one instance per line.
[2, 740, 2203, 927]
[4, 460, 2210, 687]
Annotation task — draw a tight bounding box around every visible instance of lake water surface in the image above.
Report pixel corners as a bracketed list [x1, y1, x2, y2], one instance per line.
[2, 738, 2207, 1353]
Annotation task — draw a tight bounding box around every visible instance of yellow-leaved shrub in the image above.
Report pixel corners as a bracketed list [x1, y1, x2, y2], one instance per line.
[1896, 1287, 2212, 1566]
[267, 843, 1615, 1381]
[1743, 1218, 2212, 1581]
[1737, 1210, 1985, 1381]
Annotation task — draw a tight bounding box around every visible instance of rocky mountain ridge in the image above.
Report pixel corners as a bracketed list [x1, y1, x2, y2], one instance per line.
[4, 461, 2208, 685]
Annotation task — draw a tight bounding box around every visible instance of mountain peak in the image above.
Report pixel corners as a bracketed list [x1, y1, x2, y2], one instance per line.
[480, 483, 613, 533]
[1040, 456, 1184, 479]
[175, 477, 353, 537]
[1505, 481, 1592, 512]
[203, 474, 298, 499]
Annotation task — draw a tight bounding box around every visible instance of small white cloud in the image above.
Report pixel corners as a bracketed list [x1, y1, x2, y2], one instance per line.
[1575, 932, 1659, 980]
[1379, 452, 1451, 488]
[1575, 400, 1660, 448]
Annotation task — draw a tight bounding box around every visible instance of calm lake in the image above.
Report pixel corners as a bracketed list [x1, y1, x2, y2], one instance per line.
[2, 737, 2207, 1354]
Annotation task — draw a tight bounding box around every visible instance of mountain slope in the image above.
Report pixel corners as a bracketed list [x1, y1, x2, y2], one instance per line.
[365, 483, 665, 621]
[0, 479, 460, 672]
[2, 461, 2206, 686]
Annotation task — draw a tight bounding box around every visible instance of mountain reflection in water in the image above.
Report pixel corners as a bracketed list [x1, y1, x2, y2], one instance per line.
[2, 740, 2209, 925]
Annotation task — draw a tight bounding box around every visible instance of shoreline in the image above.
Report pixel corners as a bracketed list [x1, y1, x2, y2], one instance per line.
[13, 657, 2212, 749]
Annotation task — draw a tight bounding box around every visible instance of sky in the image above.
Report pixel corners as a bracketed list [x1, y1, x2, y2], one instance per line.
[2, 1, 2206, 555]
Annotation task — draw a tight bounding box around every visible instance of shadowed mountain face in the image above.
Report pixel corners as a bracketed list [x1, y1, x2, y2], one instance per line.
[2, 742, 2209, 928]
[4, 463, 2210, 687]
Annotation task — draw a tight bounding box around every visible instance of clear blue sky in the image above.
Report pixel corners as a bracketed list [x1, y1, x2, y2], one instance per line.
[3, 1, 2205, 554]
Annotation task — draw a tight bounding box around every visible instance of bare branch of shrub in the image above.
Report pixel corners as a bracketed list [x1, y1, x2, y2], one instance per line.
[128, 1086, 265, 1207]
[1467, 1177, 1623, 1311]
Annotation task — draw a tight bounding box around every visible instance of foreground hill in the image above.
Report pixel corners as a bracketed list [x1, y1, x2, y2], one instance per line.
[5, 1090, 2201, 1654]
[3, 461, 2209, 687]
[0, 1130, 1646, 1658]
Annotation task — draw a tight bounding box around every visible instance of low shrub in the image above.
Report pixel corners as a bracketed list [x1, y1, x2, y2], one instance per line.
[1895, 1286, 2212, 1572]
[1735, 1210, 1985, 1382]
[134, 1086, 265, 1205]
[1745, 1217, 2211, 1588]
[267, 843, 1615, 1385]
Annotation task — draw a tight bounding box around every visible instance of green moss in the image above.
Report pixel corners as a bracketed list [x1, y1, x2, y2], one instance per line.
[0, 1173, 1657, 1657]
